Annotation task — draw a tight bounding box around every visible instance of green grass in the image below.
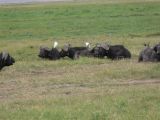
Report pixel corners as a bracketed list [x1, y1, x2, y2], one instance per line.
[0, 1, 160, 120]
[0, 1, 160, 40]
[1, 85, 160, 120]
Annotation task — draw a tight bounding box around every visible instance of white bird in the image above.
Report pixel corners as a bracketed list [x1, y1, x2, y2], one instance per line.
[53, 41, 58, 48]
[85, 42, 90, 48]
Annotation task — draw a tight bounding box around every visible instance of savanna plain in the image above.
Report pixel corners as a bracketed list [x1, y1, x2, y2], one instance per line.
[0, 0, 160, 119]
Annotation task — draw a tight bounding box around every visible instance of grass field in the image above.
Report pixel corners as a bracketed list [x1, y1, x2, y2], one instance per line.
[0, 0, 160, 119]
[1, 1, 160, 40]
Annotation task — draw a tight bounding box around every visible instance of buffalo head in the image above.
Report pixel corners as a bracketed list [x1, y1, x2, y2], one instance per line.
[91, 43, 110, 58]
[0, 52, 15, 70]
[60, 44, 71, 58]
[154, 43, 160, 55]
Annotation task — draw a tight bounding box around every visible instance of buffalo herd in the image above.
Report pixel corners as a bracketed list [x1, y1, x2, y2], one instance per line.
[39, 42, 132, 60]
[0, 42, 160, 70]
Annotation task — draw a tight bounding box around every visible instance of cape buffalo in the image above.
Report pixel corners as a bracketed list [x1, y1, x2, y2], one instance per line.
[60, 44, 80, 60]
[38, 41, 61, 60]
[91, 43, 131, 59]
[138, 44, 159, 62]
[0, 52, 15, 70]
[48, 48, 61, 60]
[105, 45, 131, 59]
[60, 42, 92, 59]
[38, 47, 51, 58]
[153, 43, 160, 54]
[90, 44, 107, 58]
[153, 43, 160, 61]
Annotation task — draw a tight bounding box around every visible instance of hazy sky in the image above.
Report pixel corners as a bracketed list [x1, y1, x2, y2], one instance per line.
[0, 0, 72, 4]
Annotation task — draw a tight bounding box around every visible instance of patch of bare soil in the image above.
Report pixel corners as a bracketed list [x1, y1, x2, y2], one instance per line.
[49, 79, 160, 88]
[107, 79, 160, 86]
[0, 79, 160, 101]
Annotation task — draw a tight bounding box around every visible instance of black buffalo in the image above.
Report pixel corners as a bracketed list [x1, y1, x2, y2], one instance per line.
[60, 44, 80, 60]
[49, 48, 61, 60]
[91, 43, 131, 59]
[60, 43, 92, 59]
[0, 52, 15, 70]
[90, 44, 107, 58]
[139, 44, 160, 62]
[38, 47, 51, 58]
[38, 47, 61, 60]
[106, 45, 131, 59]
[153, 43, 160, 54]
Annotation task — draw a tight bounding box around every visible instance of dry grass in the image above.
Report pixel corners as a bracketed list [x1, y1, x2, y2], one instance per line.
[0, 36, 160, 102]
[0, 1, 160, 119]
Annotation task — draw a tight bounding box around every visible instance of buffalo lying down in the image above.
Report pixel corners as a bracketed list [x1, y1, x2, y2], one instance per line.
[0, 52, 15, 70]
[39, 47, 61, 60]
[38, 42, 61, 60]
[139, 44, 160, 62]
[39, 47, 51, 58]
[91, 43, 131, 59]
[60, 44, 80, 60]
[154, 43, 160, 54]
[39, 42, 131, 60]
[60, 42, 93, 59]
[106, 45, 131, 59]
